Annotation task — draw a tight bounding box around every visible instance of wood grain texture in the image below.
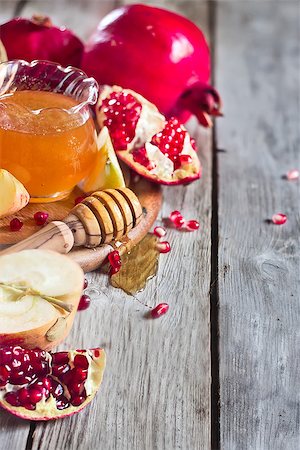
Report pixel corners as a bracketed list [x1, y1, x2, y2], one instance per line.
[9, 1, 212, 449]
[215, 3, 300, 450]
[0, 5, 36, 450]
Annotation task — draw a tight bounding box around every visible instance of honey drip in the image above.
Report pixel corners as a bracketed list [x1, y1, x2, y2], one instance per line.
[110, 233, 159, 295]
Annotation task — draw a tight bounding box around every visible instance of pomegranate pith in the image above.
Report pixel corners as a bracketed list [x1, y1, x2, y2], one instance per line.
[0, 346, 106, 420]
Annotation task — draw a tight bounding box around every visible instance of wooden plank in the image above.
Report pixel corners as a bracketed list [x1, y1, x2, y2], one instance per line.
[26, 1, 213, 449]
[0, 2, 35, 448]
[216, 2, 300, 449]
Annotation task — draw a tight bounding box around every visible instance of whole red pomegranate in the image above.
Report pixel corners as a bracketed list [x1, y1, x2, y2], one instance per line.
[82, 4, 222, 126]
[0, 15, 84, 67]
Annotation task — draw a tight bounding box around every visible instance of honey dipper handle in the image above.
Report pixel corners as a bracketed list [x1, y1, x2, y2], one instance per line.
[0, 221, 74, 256]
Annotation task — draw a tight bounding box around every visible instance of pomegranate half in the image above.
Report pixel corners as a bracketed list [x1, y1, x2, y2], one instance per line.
[0, 346, 106, 420]
[97, 86, 201, 185]
[82, 4, 222, 125]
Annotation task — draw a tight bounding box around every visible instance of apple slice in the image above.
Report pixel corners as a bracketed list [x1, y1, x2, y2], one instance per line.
[80, 127, 125, 193]
[0, 169, 30, 218]
[0, 249, 84, 350]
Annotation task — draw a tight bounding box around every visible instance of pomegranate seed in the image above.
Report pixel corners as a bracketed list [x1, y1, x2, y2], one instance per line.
[18, 388, 30, 404]
[51, 363, 70, 377]
[108, 250, 122, 275]
[151, 303, 169, 318]
[286, 169, 299, 180]
[173, 216, 185, 228]
[68, 381, 83, 395]
[50, 380, 64, 398]
[0, 366, 10, 385]
[93, 349, 100, 358]
[83, 278, 88, 290]
[108, 250, 121, 267]
[0, 349, 13, 365]
[78, 294, 91, 311]
[153, 226, 166, 238]
[24, 403, 36, 410]
[42, 377, 51, 390]
[169, 210, 185, 227]
[190, 138, 197, 151]
[157, 241, 171, 254]
[28, 388, 43, 404]
[71, 395, 86, 406]
[56, 396, 70, 410]
[185, 220, 200, 231]
[272, 213, 287, 225]
[5, 392, 20, 406]
[73, 367, 88, 383]
[169, 210, 182, 221]
[132, 147, 152, 169]
[34, 211, 49, 226]
[52, 352, 69, 365]
[9, 218, 23, 232]
[74, 354, 89, 370]
[74, 195, 86, 205]
[10, 371, 31, 385]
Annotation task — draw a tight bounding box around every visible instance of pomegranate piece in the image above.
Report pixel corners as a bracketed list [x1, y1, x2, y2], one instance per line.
[0, 346, 106, 420]
[151, 303, 169, 318]
[97, 85, 165, 152]
[34, 211, 49, 226]
[82, 4, 222, 125]
[9, 218, 23, 232]
[78, 294, 91, 311]
[272, 213, 287, 225]
[97, 86, 201, 185]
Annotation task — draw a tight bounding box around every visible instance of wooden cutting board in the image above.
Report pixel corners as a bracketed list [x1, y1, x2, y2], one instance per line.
[0, 178, 162, 272]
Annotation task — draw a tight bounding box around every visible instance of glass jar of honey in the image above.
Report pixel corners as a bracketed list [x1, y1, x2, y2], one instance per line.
[0, 60, 99, 202]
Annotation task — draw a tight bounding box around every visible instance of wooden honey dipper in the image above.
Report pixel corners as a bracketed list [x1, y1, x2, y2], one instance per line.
[0, 188, 143, 256]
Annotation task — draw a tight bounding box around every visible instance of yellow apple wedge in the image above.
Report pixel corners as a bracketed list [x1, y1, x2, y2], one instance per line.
[0, 169, 30, 218]
[80, 126, 125, 193]
[0, 39, 7, 62]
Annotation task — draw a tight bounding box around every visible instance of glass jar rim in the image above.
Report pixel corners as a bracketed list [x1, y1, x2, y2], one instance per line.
[0, 59, 99, 116]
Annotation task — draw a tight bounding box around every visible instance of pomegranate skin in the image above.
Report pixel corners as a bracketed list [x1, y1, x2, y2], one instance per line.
[0, 16, 84, 68]
[82, 4, 222, 125]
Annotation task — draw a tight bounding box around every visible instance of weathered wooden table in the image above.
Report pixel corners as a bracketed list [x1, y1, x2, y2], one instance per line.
[0, 1, 299, 449]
